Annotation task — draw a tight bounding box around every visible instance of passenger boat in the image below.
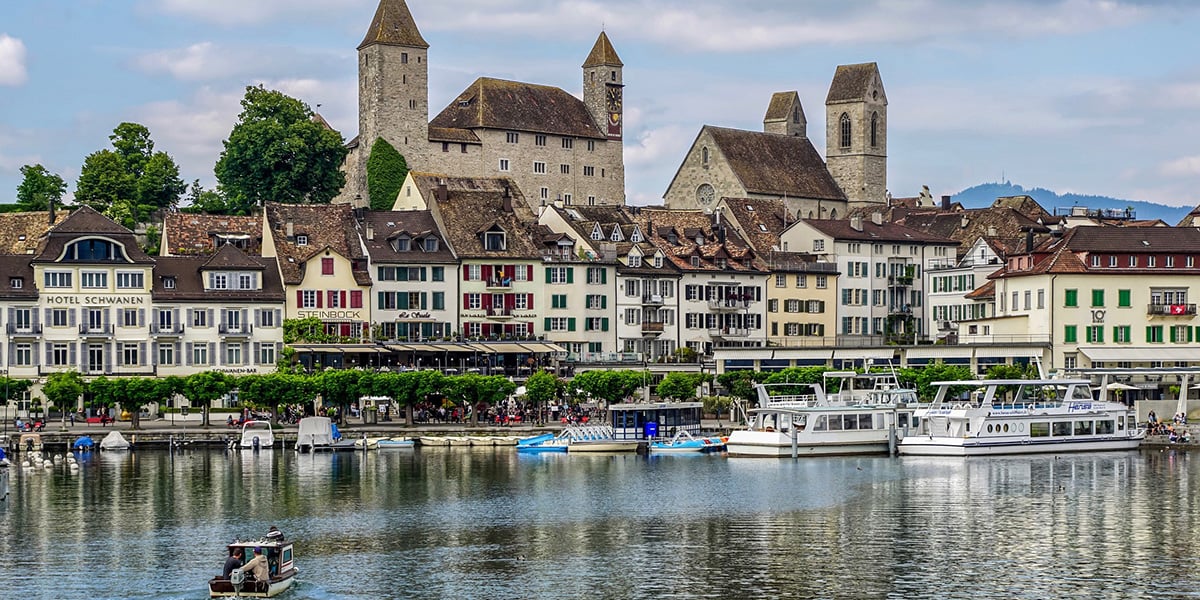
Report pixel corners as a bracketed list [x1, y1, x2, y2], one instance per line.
[726, 370, 922, 458]
[208, 530, 297, 598]
[564, 425, 639, 453]
[240, 421, 275, 450]
[648, 430, 727, 454]
[898, 378, 1144, 457]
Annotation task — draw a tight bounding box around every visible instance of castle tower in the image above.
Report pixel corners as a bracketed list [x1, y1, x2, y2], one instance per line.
[825, 62, 887, 206]
[353, 0, 430, 205]
[763, 91, 806, 138]
[582, 32, 626, 205]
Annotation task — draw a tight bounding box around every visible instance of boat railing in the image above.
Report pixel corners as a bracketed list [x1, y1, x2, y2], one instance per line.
[561, 425, 615, 442]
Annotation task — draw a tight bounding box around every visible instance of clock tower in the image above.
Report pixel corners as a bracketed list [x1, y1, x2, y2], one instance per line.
[583, 32, 623, 141]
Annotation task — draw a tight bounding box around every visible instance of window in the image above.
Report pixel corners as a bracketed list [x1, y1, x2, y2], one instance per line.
[52, 343, 70, 366]
[296, 235, 308, 246]
[321, 258, 334, 275]
[1091, 289, 1105, 307]
[498, 159, 510, 172]
[116, 272, 143, 289]
[816, 276, 828, 289]
[628, 255, 641, 268]
[467, 293, 482, 310]
[1023, 290, 1031, 310]
[1118, 289, 1131, 308]
[562, 138, 573, 150]
[192, 309, 209, 327]
[775, 274, 786, 288]
[1167, 256, 1175, 268]
[1064, 325, 1077, 344]
[535, 135, 547, 146]
[432, 292, 445, 310]
[9, 277, 21, 289]
[432, 267, 445, 282]
[839, 113, 851, 148]
[587, 140, 596, 152]
[546, 317, 574, 331]
[1114, 326, 1131, 343]
[583, 166, 595, 177]
[484, 232, 506, 251]
[44, 271, 72, 288]
[785, 299, 802, 313]
[239, 273, 253, 290]
[547, 267, 571, 284]
[123, 308, 138, 328]
[123, 343, 139, 367]
[1086, 325, 1104, 343]
[1147, 325, 1164, 343]
[870, 112, 878, 147]
[225, 343, 242, 366]
[585, 317, 609, 331]
[533, 161, 546, 174]
[563, 194, 572, 205]
[1065, 289, 1078, 307]
[560, 164, 571, 175]
[813, 239, 825, 252]
[210, 273, 228, 289]
[506, 132, 519, 144]
[1148, 256, 1156, 267]
[193, 344, 209, 366]
[81, 272, 107, 289]
[1037, 289, 1045, 309]
[513, 294, 528, 310]
[551, 294, 568, 309]
[51, 309, 67, 327]
[259, 344, 276, 365]
[260, 309, 275, 328]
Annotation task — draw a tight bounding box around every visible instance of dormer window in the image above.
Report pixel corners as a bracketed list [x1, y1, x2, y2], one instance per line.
[423, 238, 439, 252]
[716, 258, 728, 269]
[164, 277, 176, 290]
[667, 233, 679, 245]
[394, 236, 411, 252]
[654, 255, 663, 268]
[296, 235, 309, 246]
[610, 227, 623, 242]
[65, 238, 123, 262]
[694, 235, 705, 245]
[630, 228, 643, 243]
[590, 224, 603, 241]
[10, 277, 22, 288]
[484, 231, 506, 251]
[628, 255, 642, 267]
[691, 256, 700, 267]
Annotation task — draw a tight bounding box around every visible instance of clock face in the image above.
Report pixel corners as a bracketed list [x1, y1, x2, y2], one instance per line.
[606, 87, 622, 112]
[697, 183, 716, 206]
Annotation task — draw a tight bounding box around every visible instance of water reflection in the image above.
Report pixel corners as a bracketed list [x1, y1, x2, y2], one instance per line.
[1, 448, 1198, 598]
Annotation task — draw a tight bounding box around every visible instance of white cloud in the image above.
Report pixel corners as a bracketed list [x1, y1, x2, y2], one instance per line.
[0, 34, 28, 86]
[1160, 155, 1200, 177]
[153, 0, 372, 26]
[135, 42, 230, 81]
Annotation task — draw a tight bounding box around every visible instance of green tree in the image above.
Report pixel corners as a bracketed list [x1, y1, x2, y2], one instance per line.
[43, 370, 84, 428]
[284, 317, 335, 344]
[763, 367, 828, 398]
[16, 164, 67, 211]
[314, 369, 367, 424]
[75, 122, 186, 224]
[180, 179, 244, 216]
[571, 370, 644, 406]
[716, 370, 769, 405]
[444, 374, 515, 425]
[237, 373, 315, 425]
[524, 370, 562, 423]
[912, 361, 975, 401]
[702, 395, 733, 426]
[366, 137, 408, 210]
[215, 86, 347, 209]
[656, 372, 710, 402]
[121, 378, 164, 430]
[182, 371, 232, 427]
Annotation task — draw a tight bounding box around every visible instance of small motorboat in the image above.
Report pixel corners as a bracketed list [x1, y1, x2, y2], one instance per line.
[649, 430, 727, 454]
[208, 530, 297, 598]
[240, 421, 275, 450]
[295, 417, 335, 452]
[99, 431, 131, 451]
[19, 433, 43, 454]
[419, 436, 450, 447]
[72, 436, 96, 452]
[376, 437, 415, 449]
[516, 432, 568, 453]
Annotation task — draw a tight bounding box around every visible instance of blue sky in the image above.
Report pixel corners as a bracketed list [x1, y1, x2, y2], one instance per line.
[2, 0, 1200, 209]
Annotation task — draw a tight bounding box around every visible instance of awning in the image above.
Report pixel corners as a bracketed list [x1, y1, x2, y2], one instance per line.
[1078, 347, 1200, 362]
[769, 349, 833, 361]
[905, 347, 973, 360]
[975, 347, 1045, 359]
[387, 344, 423, 352]
[290, 344, 342, 353]
[341, 346, 388, 354]
[484, 342, 529, 353]
[833, 349, 897, 361]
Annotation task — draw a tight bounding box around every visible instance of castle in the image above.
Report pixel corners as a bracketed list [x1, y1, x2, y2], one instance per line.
[338, 0, 626, 211]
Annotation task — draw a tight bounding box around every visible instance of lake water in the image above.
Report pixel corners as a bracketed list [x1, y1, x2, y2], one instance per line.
[0, 447, 1197, 599]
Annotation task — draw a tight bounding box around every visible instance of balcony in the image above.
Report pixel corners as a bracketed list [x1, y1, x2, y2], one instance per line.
[642, 294, 664, 306]
[219, 323, 254, 336]
[79, 324, 114, 336]
[641, 321, 665, 336]
[708, 298, 751, 312]
[888, 275, 914, 287]
[708, 327, 751, 339]
[565, 352, 644, 364]
[889, 305, 913, 316]
[486, 307, 514, 320]
[485, 279, 513, 290]
[6, 323, 42, 335]
[150, 323, 185, 335]
[1148, 303, 1197, 316]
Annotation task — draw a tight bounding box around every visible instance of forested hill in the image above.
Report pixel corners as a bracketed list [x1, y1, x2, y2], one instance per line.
[952, 182, 1193, 224]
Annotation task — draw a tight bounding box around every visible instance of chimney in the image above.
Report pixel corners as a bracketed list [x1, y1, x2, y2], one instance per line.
[502, 186, 513, 213]
[986, 226, 997, 237]
[365, 222, 375, 241]
[718, 226, 727, 245]
[647, 219, 654, 238]
[1025, 228, 1035, 254]
[960, 215, 969, 229]
[850, 216, 863, 232]
[436, 179, 448, 203]
[941, 195, 951, 210]
[871, 212, 882, 226]
[285, 221, 294, 239]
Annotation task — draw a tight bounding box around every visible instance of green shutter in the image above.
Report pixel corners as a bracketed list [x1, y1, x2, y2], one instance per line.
[397, 269, 408, 282]
[545, 268, 552, 284]
[1097, 327, 1104, 343]
[1147, 326, 1154, 343]
[1171, 327, 1178, 343]
[1064, 326, 1076, 344]
[544, 317, 551, 331]
[378, 292, 385, 308]
[601, 296, 607, 309]
[1092, 289, 1104, 307]
[601, 269, 607, 284]
[602, 318, 609, 332]
[398, 294, 409, 309]
[421, 293, 428, 309]
[1065, 289, 1078, 307]
[567, 267, 575, 284]
[1118, 289, 1131, 308]
[568, 317, 576, 332]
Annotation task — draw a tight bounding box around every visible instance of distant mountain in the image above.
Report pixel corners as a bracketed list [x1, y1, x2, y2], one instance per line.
[951, 182, 1194, 225]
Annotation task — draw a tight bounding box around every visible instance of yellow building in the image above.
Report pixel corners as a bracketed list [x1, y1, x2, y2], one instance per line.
[765, 253, 839, 346]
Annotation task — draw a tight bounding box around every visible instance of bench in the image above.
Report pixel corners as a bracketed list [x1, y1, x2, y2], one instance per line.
[86, 417, 113, 426]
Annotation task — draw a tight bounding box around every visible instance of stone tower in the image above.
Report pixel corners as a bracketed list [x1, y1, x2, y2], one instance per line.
[763, 91, 806, 138]
[353, 0, 430, 204]
[583, 32, 624, 143]
[825, 62, 887, 206]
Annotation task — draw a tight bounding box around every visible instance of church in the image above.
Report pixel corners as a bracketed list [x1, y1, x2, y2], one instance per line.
[338, 0, 627, 211]
[663, 63, 888, 218]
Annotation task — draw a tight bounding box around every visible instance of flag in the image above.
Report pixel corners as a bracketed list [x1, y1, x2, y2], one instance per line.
[1170, 304, 1188, 315]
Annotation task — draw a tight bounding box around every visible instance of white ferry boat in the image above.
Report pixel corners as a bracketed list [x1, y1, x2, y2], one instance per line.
[898, 378, 1144, 457]
[726, 370, 922, 458]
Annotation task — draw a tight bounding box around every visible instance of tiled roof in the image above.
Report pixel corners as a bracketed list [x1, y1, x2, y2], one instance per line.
[0, 256, 37, 299]
[768, 251, 838, 274]
[998, 226, 1200, 279]
[153, 256, 285, 303]
[719, 197, 790, 255]
[163, 212, 262, 256]
[362, 209, 456, 264]
[705, 126, 846, 201]
[897, 207, 1049, 258]
[826, 62, 879, 104]
[989, 195, 1050, 220]
[420, 175, 543, 260]
[764, 92, 801, 122]
[358, 0, 429, 50]
[0, 210, 67, 254]
[201, 243, 266, 271]
[800, 218, 958, 245]
[1177, 205, 1200, 228]
[964, 279, 995, 300]
[428, 127, 481, 144]
[582, 32, 623, 68]
[34, 206, 155, 264]
[636, 208, 764, 273]
[430, 77, 604, 140]
[263, 202, 369, 286]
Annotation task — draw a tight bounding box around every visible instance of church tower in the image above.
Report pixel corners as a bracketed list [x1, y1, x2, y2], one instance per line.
[353, 0, 430, 205]
[763, 91, 806, 138]
[825, 63, 887, 206]
[582, 32, 626, 205]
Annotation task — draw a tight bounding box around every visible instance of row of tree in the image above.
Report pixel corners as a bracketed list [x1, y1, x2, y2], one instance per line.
[9, 85, 392, 224]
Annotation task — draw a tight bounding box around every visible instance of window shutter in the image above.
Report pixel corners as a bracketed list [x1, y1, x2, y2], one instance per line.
[31, 308, 39, 328]
[241, 309, 249, 330]
[526, 265, 533, 281]
[1146, 326, 1153, 343]
[70, 343, 78, 368]
[482, 265, 493, 282]
[140, 342, 147, 366]
[185, 342, 193, 365]
[545, 268, 552, 284]
[255, 309, 262, 327]
[601, 296, 607, 309]
[527, 294, 534, 308]
[544, 317, 551, 331]
[463, 293, 470, 307]
[274, 309, 281, 326]
[209, 342, 216, 366]
[601, 269, 607, 284]
[44, 344, 51, 366]
[421, 293, 428, 309]
[253, 342, 261, 364]
[340, 291, 347, 307]
[602, 318, 609, 332]
[220, 309, 228, 330]
[69, 309, 77, 327]
[379, 292, 386, 308]
[138, 308, 145, 327]
[316, 292, 324, 308]
[43, 308, 51, 326]
[218, 342, 226, 366]
[566, 268, 574, 284]
[296, 290, 304, 306]
[1171, 327, 1178, 343]
[463, 265, 470, 280]
[568, 318, 576, 332]
[398, 293, 409, 310]
[104, 343, 112, 372]
[327, 291, 335, 307]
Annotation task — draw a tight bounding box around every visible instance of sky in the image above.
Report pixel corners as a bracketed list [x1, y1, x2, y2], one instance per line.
[2, 0, 1200, 209]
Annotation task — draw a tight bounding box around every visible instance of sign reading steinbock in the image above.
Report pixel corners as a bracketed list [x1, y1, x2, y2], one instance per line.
[296, 310, 363, 320]
[45, 295, 146, 305]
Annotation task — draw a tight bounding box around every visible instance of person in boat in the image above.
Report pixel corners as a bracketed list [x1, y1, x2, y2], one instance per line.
[222, 548, 244, 579]
[266, 526, 285, 542]
[242, 547, 269, 583]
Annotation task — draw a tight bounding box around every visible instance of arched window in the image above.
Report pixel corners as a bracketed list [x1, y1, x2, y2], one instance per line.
[839, 114, 851, 148]
[870, 112, 879, 147]
[829, 208, 838, 219]
[792, 106, 801, 124]
[702, 146, 709, 165]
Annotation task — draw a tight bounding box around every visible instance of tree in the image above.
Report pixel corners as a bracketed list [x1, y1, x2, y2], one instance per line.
[238, 373, 315, 425]
[716, 370, 769, 405]
[571, 370, 644, 406]
[43, 370, 84, 428]
[121, 378, 164, 430]
[182, 371, 233, 427]
[16, 164, 67, 211]
[181, 179, 244, 216]
[215, 86, 347, 209]
[911, 361, 975, 401]
[0, 377, 32, 418]
[657, 372, 710, 402]
[314, 369, 367, 424]
[444, 374, 515, 425]
[75, 122, 186, 224]
[524, 370, 562, 423]
[366, 137, 408, 210]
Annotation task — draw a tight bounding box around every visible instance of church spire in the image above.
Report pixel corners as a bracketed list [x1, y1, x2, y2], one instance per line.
[358, 0, 429, 50]
[582, 31, 623, 68]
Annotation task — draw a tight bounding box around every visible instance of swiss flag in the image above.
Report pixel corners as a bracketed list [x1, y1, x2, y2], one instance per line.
[1170, 304, 1188, 315]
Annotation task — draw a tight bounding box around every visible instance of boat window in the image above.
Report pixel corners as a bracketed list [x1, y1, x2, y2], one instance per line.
[1118, 416, 1125, 430]
[912, 417, 920, 429]
[898, 413, 910, 428]
[1074, 421, 1094, 436]
[828, 415, 844, 431]
[1052, 422, 1072, 436]
[1030, 422, 1050, 437]
[1096, 420, 1115, 435]
[1002, 423, 1009, 433]
[812, 416, 828, 431]
[859, 414, 874, 430]
[987, 424, 994, 433]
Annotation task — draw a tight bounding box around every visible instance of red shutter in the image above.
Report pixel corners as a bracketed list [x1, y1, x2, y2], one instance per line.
[526, 265, 534, 280]
[340, 290, 348, 308]
[463, 265, 470, 280]
[482, 265, 493, 282]
[505, 294, 515, 310]
[316, 291, 323, 308]
[350, 290, 363, 309]
[527, 293, 534, 308]
[296, 290, 303, 307]
[463, 293, 471, 308]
